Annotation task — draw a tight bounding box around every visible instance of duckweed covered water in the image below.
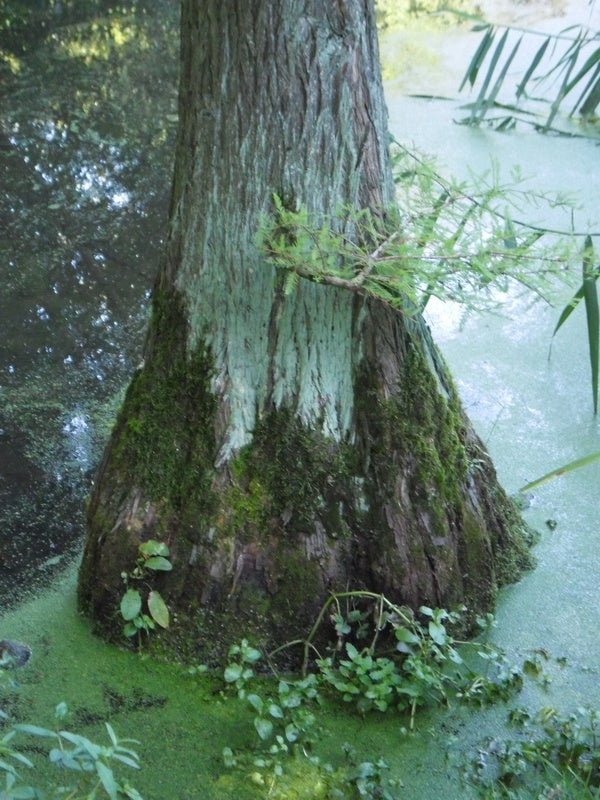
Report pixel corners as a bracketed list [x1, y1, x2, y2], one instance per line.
[2, 1, 600, 798]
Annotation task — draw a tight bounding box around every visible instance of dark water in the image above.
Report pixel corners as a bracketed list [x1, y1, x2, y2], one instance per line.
[0, 0, 179, 602]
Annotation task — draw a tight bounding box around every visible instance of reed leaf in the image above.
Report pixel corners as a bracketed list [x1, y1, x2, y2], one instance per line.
[470, 29, 510, 122]
[563, 44, 600, 98]
[520, 449, 600, 492]
[460, 25, 495, 91]
[478, 36, 523, 120]
[516, 36, 550, 98]
[582, 235, 599, 414]
[544, 47, 579, 130]
[576, 65, 600, 117]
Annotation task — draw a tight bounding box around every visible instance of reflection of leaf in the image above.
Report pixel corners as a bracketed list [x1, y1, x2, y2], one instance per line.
[148, 590, 169, 628]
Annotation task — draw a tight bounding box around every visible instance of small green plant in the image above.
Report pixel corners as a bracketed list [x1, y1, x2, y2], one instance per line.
[273, 591, 522, 730]
[119, 539, 172, 643]
[466, 705, 600, 798]
[0, 702, 144, 799]
[221, 639, 400, 799]
[222, 641, 321, 780]
[331, 745, 401, 800]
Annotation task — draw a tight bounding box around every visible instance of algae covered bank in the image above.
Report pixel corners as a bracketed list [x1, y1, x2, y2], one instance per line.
[78, 0, 533, 657]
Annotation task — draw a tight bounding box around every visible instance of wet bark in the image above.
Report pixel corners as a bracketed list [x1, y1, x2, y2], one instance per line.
[78, 0, 533, 661]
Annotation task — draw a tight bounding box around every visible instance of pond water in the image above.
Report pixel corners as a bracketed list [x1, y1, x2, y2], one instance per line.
[379, 0, 600, 794]
[1, 1, 599, 796]
[0, 0, 178, 602]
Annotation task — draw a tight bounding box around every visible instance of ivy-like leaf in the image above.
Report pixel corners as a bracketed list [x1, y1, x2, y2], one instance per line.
[138, 540, 169, 558]
[147, 591, 170, 628]
[120, 589, 142, 622]
[144, 556, 172, 571]
[254, 717, 273, 741]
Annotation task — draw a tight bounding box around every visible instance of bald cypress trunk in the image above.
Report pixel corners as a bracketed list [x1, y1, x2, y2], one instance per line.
[78, 0, 533, 660]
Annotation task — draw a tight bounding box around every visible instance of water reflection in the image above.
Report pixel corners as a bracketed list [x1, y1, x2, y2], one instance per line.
[0, 1, 178, 602]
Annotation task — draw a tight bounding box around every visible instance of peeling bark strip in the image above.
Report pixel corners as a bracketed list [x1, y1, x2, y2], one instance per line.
[78, 0, 534, 661]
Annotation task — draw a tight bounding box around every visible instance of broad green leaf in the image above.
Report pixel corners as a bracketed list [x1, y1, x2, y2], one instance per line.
[247, 694, 263, 714]
[6, 787, 36, 799]
[268, 703, 284, 719]
[394, 627, 420, 644]
[428, 621, 447, 646]
[120, 589, 142, 621]
[285, 723, 299, 742]
[96, 761, 119, 800]
[144, 556, 172, 571]
[254, 717, 273, 741]
[123, 622, 138, 638]
[138, 540, 170, 558]
[224, 664, 243, 683]
[148, 591, 170, 628]
[345, 642, 359, 659]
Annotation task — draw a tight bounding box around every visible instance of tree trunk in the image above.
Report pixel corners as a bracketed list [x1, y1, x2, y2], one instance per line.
[78, 0, 533, 661]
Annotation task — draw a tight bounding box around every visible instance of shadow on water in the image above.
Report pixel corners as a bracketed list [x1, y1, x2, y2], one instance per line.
[0, 0, 179, 603]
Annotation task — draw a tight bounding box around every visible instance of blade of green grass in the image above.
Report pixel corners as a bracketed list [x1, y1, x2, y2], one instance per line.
[470, 29, 510, 122]
[582, 235, 599, 414]
[519, 449, 600, 492]
[577, 66, 600, 117]
[459, 25, 495, 92]
[552, 284, 585, 339]
[478, 36, 523, 120]
[516, 36, 550, 98]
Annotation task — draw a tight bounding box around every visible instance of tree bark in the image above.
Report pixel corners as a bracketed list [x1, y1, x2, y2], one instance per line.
[78, 0, 533, 661]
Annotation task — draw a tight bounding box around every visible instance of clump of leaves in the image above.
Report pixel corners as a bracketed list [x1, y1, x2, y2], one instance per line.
[467, 705, 600, 798]
[220, 640, 401, 799]
[222, 640, 321, 783]
[314, 596, 521, 729]
[259, 148, 577, 320]
[0, 701, 143, 799]
[459, 17, 600, 133]
[119, 539, 172, 643]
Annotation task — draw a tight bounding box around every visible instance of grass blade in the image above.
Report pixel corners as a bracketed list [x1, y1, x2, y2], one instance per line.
[516, 36, 550, 98]
[564, 44, 600, 98]
[577, 66, 600, 117]
[552, 284, 585, 338]
[470, 28, 510, 122]
[582, 235, 599, 414]
[520, 450, 600, 492]
[480, 36, 523, 117]
[459, 25, 495, 92]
